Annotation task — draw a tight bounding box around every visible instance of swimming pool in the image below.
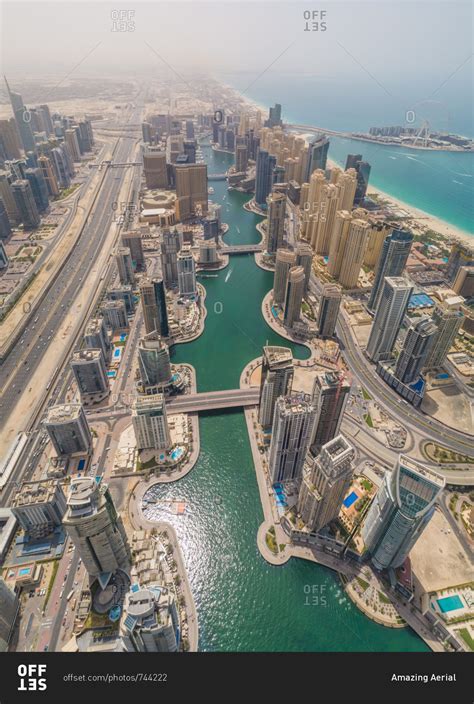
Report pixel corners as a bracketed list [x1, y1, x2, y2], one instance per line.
[113, 348, 122, 358]
[171, 447, 184, 461]
[343, 491, 358, 508]
[437, 595, 464, 613]
[18, 567, 31, 576]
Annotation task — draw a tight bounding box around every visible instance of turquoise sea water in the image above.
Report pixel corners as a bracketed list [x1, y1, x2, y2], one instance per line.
[221, 73, 474, 234]
[159, 145, 429, 651]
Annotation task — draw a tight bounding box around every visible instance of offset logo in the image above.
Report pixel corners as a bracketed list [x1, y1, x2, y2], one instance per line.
[17, 664, 47, 691]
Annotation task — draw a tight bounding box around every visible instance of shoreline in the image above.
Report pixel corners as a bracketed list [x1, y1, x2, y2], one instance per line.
[225, 82, 473, 245]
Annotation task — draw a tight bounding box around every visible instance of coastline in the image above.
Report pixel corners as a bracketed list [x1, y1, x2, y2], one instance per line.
[226, 82, 473, 245]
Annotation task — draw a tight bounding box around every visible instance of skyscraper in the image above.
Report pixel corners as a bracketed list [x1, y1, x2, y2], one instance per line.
[140, 278, 169, 337]
[345, 154, 371, 206]
[258, 346, 294, 429]
[295, 242, 313, 294]
[138, 331, 172, 388]
[283, 265, 305, 328]
[24, 167, 49, 212]
[298, 434, 355, 533]
[37, 155, 59, 197]
[235, 144, 248, 173]
[304, 134, 330, 182]
[84, 317, 111, 361]
[423, 303, 465, 370]
[394, 317, 438, 384]
[143, 147, 168, 188]
[337, 218, 370, 289]
[273, 249, 296, 305]
[175, 163, 208, 220]
[44, 404, 92, 456]
[268, 395, 316, 483]
[63, 477, 130, 577]
[255, 149, 277, 208]
[317, 284, 342, 338]
[115, 246, 135, 286]
[160, 227, 181, 288]
[71, 349, 109, 404]
[265, 103, 282, 128]
[265, 190, 286, 254]
[366, 277, 412, 363]
[177, 247, 197, 297]
[0, 169, 19, 223]
[445, 240, 474, 283]
[362, 456, 445, 570]
[11, 480, 67, 539]
[11, 179, 40, 228]
[121, 584, 179, 652]
[4, 76, 36, 153]
[101, 299, 128, 330]
[132, 394, 171, 450]
[0, 117, 22, 160]
[368, 229, 413, 312]
[310, 371, 351, 454]
[122, 230, 145, 269]
[0, 578, 19, 651]
[327, 210, 352, 279]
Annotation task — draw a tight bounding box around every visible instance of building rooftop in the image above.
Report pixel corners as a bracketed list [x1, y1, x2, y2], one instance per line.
[45, 404, 83, 424]
[398, 455, 446, 488]
[12, 480, 61, 508]
[72, 348, 102, 362]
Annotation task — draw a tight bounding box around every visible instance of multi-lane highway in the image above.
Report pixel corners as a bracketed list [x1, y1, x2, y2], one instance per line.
[0, 105, 143, 506]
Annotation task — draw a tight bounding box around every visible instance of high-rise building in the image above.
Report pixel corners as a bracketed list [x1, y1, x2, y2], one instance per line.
[235, 144, 248, 173]
[445, 241, 474, 283]
[121, 584, 179, 652]
[265, 103, 282, 128]
[298, 434, 355, 533]
[132, 394, 171, 450]
[183, 140, 196, 163]
[122, 230, 145, 270]
[304, 134, 330, 183]
[265, 190, 286, 254]
[337, 218, 369, 288]
[24, 167, 49, 212]
[273, 249, 296, 305]
[11, 480, 67, 539]
[317, 284, 342, 338]
[0, 240, 9, 267]
[255, 149, 277, 208]
[362, 456, 445, 570]
[0, 170, 19, 223]
[310, 371, 351, 454]
[327, 210, 352, 279]
[423, 303, 464, 370]
[63, 477, 130, 577]
[175, 163, 208, 220]
[203, 215, 219, 243]
[283, 265, 305, 328]
[366, 277, 412, 363]
[37, 155, 59, 197]
[394, 318, 437, 384]
[64, 128, 81, 161]
[0, 578, 19, 651]
[45, 404, 92, 456]
[0, 118, 22, 160]
[453, 266, 474, 298]
[345, 154, 371, 206]
[4, 76, 35, 153]
[102, 299, 128, 330]
[50, 146, 72, 189]
[199, 239, 218, 264]
[84, 317, 111, 361]
[368, 229, 413, 312]
[11, 179, 40, 228]
[71, 348, 109, 404]
[258, 346, 294, 429]
[108, 284, 135, 314]
[143, 147, 168, 189]
[269, 395, 316, 483]
[363, 220, 392, 267]
[177, 247, 197, 297]
[115, 246, 135, 286]
[138, 332, 172, 387]
[295, 242, 313, 294]
[160, 227, 181, 288]
[140, 278, 169, 337]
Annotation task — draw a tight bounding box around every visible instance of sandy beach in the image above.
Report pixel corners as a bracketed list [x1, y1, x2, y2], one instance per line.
[229, 84, 473, 248]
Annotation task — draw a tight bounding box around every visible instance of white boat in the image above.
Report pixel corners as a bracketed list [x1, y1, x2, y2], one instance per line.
[208, 187, 214, 194]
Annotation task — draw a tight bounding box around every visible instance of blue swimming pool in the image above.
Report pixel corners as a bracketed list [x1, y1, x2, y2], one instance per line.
[171, 447, 184, 461]
[343, 491, 358, 508]
[437, 595, 464, 613]
[18, 567, 31, 576]
[113, 348, 121, 358]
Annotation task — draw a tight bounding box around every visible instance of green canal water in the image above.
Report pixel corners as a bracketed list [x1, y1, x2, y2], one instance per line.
[156, 145, 428, 651]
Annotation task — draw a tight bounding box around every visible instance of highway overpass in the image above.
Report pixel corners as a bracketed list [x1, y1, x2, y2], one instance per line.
[166, 388, 260, 412]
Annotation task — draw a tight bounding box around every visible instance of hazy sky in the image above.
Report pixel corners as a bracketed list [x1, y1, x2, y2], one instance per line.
[1, 0, 472, 87]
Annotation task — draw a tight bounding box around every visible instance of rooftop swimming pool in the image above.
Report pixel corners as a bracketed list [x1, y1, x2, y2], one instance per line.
[437, 595, 464, 613]
[343, 491, 358, 508]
